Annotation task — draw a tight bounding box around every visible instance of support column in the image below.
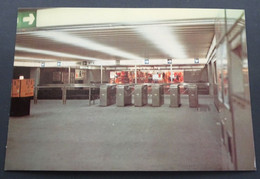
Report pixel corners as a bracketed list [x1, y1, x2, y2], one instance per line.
[34, 87, 38, 104]
[101, 65, 103, 84]
[36, 67, 40, 86]
[34, 67, 40, 104]
[135, 65, 137, 84]
[89, 87, 91, 106]
[170, 64, 173, 83]
[62, 86, 67, 105]
[68, 66, 71, 84]
[207, 63, 214, 96]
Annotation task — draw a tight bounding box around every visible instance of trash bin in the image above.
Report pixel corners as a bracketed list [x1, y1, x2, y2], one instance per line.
[100, 84, 116, 106]
[116, 85, 132, 107]
[188, 84, 198, 108]
[10, 97, 31, 116]
[134, 84, 148, 107]
[152, 84, 164, 107]
[169, 84, 180, 107]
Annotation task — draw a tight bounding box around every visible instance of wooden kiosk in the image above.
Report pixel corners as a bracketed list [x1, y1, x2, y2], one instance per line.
[10, 79, 34, 116]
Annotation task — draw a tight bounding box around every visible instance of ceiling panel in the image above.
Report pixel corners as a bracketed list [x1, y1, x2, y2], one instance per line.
[15, 20, 215, 63]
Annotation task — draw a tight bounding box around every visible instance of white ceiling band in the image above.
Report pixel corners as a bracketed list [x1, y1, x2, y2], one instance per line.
[15, 46, 102, 61]
[31, 31, 143, 60]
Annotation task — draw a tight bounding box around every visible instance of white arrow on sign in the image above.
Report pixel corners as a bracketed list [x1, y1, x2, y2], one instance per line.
[23, 13, 35, 25]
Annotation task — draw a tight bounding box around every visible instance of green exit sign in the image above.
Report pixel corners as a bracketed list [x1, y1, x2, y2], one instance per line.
[17, 10, 36, 29]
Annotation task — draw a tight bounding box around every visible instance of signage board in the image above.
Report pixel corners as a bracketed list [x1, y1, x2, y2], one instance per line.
[41, 62, 45, 67]
[17, 10, 37, 29]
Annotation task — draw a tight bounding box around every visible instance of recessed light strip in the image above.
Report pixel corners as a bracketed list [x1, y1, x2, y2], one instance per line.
[15, 46, 101, 61]
[15, 56, 57, 62]
[32, 31, 143, 60]
[136, 25, 187, 59]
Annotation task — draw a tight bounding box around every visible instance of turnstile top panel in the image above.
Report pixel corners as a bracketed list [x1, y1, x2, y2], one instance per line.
[151, 84, 163, 87]
[117, 84, 131, 90]
[188, 84, 198, 88]
[170, 84, 180, 88]
[135, 84, 147, 88]
[117, 85, 129, 87]
[100, 84, 116, 87]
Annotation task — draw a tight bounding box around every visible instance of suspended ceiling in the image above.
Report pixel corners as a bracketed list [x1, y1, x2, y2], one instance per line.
[14, 8, 234, 65]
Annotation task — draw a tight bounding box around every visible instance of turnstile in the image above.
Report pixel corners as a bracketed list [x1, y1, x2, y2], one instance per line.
[152, 84, 164, 107]
[100, 84, 116, 106]
[188, 84, 198, 108]
[134, 84, 148, 107]
[116, 85, 132, 107]
[169, 84, 180, 107]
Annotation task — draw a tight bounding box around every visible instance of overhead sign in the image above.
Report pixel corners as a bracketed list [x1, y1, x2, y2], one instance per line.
[41, 62, 45, 67]
[17, 10, 36, 29]
[75, 69, 84, 80]
[167, 59, 172, 64]
[194, 58, 199, 64]
[57, 61, 61, 67]
[116, 60, 120, 66]
[144, 59, 149, 64]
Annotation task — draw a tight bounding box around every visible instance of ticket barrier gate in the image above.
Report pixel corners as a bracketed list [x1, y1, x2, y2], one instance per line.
[116, 85, 132, 107]
[188, 84, 198, 108]
[152, 84, 164, 107]
[169, 84, 180, 107]
[100, 84, 117, 106]
[134, 85, 148, 107]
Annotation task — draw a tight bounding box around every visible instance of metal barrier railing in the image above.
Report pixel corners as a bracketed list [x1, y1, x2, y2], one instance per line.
[34, 82, 209, 105]
[34, 84, 100, 105]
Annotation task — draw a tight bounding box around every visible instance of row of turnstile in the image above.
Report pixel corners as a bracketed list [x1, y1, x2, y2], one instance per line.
[100, 84, 198, 108]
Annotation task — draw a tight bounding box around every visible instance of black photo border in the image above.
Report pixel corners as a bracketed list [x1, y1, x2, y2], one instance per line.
[0, 0, 260, 178]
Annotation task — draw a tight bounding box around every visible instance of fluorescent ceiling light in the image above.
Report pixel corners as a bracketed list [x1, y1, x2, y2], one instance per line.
[32, 31, 143, 60]
[15, 46, 101, 61]
[15, 56, 57, 62]
[136, 25, 187, 59]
